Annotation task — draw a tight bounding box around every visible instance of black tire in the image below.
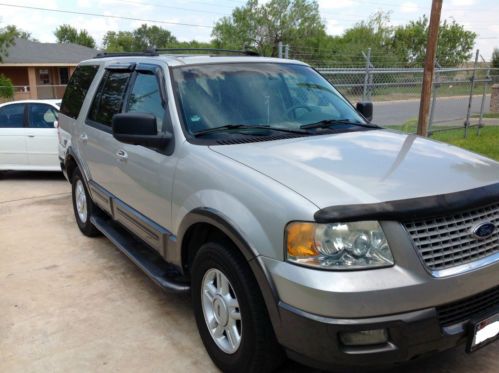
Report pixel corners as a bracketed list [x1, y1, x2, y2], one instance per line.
[192, 241, 284, 373]
[71, 168, 101, 237]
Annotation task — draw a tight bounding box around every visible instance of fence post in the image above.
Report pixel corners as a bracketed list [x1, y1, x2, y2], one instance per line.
[362, 48, 372, 102]
[428, 61, 441, 135]
[477, 55, 490, 136]
[278, 42, 283, 59]
[284, 44, 289, 59]
[464, 49, 479, 138]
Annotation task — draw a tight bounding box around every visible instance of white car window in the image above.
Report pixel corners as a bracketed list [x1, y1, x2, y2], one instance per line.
[0, 104, 25, 128]
[29, 103, 58, 128]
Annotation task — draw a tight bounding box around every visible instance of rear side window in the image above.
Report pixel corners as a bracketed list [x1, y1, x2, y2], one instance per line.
[88, 71, 131, 127]
[60, 65, 99, 119]
[28, 104, 58, 128]
[0, 104, 25, 128]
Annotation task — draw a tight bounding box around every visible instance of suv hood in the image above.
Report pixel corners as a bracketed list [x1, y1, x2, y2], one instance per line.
[210, 130, 499, 208]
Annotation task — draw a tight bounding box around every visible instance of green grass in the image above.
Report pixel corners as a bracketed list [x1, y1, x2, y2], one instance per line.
[386, 120, 499, 161]
[431, 127, 499, 161]
[472, 112, 499, 119]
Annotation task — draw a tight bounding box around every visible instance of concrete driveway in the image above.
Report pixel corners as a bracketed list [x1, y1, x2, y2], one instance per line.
[0, 172, 497, 372]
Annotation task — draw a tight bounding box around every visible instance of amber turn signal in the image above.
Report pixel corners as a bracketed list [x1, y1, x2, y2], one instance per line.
[286, 222, 319, 257]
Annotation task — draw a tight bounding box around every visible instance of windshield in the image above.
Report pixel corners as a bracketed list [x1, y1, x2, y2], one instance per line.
[172, 63, 367, 136]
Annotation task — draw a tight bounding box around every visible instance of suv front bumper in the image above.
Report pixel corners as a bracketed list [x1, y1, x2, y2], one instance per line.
[277, 301, 471, 369]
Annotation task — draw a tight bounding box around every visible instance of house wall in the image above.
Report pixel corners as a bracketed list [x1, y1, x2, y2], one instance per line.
[0, 65, 75, 101]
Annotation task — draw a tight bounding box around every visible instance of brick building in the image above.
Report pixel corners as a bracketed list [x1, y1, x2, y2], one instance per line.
[0, 38, 97, 101]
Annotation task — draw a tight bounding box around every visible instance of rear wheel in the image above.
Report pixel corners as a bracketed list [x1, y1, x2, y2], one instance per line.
[71, 168, 101, 237]
[192, 241, 284, 373]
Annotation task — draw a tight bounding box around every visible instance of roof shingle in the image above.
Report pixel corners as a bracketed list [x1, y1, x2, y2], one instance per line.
[1, 38, 98, 64]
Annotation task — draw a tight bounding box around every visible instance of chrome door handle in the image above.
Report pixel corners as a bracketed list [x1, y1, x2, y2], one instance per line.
[115, 149, 128, 162]
[79, 133, 88, 143]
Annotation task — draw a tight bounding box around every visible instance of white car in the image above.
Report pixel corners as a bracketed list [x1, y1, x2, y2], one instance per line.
[0, 99, 61, 172]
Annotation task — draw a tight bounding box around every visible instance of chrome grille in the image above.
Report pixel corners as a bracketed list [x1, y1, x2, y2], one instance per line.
[404, 203, 499, 272]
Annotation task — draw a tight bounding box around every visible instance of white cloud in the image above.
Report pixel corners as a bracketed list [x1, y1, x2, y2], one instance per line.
[449, 0, 476, 6]
[400, 2, 418, 14]
[318, 0, 355, 10]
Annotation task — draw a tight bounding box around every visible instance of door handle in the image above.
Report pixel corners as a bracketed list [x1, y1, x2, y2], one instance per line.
[115, 149, 128, 162]
[28, 135, 35, 138]
[79, 133, 88, 144]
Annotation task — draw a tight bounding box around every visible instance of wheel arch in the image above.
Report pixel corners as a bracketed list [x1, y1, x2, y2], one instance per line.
[177, 207, 283, 333]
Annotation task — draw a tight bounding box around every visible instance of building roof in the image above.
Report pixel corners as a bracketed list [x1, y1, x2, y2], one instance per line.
[1, 38, 98, 65]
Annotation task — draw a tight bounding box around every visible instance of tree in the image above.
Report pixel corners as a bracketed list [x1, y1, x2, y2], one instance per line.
[393, 16, 476, 67]
[54, 25, 96, 48]
[103, 31, 135, 52]
[212, 0, 326, 57]
[0, 74, 14, 99]
[0, 23, 15, 62]
[103, 24, 177, 52]
[492, 48, 499, 69]
[132, 24, 177, 50]
[3, 25, 38, 41]
[332, 11, 400, 67]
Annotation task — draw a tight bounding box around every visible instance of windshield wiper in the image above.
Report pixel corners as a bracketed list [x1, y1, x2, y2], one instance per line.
[300, 119, 380, 130]
[193, 124, 309, 137]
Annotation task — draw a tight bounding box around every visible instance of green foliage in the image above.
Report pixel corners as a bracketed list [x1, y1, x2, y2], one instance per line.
[0, 74, 14, 99]
[212, 0, 326, 56]
[3, 25, 38, 42]
[103, 24, 178, 52]
[393, 16, 476, 67]
[492, 48, 499, 71]
[54, 25, 96, 48]
[0, 25, 15, 62]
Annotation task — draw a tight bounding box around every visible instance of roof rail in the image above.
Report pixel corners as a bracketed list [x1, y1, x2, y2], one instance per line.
[94, 51, 159, 59]
[153, 48, 260, 57]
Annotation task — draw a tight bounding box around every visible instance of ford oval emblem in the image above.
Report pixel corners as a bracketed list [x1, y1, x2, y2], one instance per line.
[471, 222, 496, 240]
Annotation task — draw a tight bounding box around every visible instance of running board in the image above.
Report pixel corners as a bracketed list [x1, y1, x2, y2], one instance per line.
[91, 216, 190, 293]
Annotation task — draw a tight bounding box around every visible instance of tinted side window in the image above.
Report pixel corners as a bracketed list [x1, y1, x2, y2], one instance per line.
[29, 104, 58, 128]
[60, 65, 99, 119]
[0, 104, 25, 128]
[126, 72, 165, 130]
[88, 71, 131, 127]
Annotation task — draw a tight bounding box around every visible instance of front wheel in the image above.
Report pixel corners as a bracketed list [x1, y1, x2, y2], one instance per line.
[71, 168, 101, 237]
[192, 241, 284, 373]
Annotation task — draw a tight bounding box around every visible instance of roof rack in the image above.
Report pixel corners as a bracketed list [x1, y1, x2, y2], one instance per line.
[94, 51, 159, 59]
[153, 48, 260, 57]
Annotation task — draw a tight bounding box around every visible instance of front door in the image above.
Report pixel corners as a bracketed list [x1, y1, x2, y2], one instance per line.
[112, 63, 176, 231]
[0, 103, 28, 169]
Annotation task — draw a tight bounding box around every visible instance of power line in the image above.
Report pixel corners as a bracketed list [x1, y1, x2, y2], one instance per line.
[0, 3, 214, 29]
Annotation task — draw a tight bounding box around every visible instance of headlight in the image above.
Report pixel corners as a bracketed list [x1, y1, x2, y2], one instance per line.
[286, 221, 394, 270]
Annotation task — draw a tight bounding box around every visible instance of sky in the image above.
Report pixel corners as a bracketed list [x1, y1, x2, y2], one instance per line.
[0, 0, 497, 61]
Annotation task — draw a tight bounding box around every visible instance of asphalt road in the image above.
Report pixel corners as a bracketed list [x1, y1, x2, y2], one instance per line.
[1, 172, 498, 373]
[373, 95, 491, 126]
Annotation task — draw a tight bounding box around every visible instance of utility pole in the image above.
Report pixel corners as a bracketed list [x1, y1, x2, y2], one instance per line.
[417, 0, 443, 137]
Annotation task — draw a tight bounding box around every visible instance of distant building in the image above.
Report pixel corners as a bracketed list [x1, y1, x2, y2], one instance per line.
[0, 38, 98, 101]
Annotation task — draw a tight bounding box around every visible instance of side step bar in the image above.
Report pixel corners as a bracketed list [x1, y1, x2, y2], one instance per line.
[91, 216, 190, 293]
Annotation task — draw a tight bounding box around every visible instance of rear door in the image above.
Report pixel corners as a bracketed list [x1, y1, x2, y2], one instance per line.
[0, 103, 28, 169]
[26, 103, 59, 169]
[81, 65, 133, 192]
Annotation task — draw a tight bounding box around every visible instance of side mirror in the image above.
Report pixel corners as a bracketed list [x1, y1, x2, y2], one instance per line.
[112, 112, 171, 148]
[356, 102, 373, 122]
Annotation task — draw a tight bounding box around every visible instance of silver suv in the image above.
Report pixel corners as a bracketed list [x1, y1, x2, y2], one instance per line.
[58, 49, 499, 372]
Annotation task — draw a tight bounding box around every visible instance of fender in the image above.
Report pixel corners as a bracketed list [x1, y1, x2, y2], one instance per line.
[177, 207, 283, 335]
[64, 146, 91, 189]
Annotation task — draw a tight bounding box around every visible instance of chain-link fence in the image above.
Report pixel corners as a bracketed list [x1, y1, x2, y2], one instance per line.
[281, 44, 499, 137]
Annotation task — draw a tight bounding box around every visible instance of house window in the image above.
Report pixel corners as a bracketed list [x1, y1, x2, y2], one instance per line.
[59, 68, 69, 85]
[39, 69, 50, 84]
